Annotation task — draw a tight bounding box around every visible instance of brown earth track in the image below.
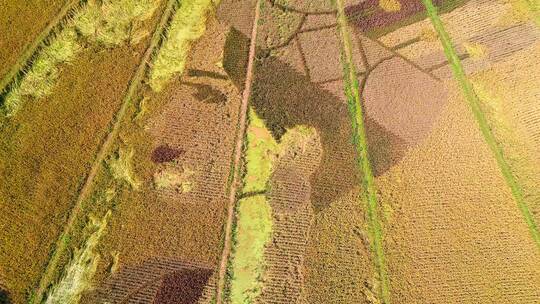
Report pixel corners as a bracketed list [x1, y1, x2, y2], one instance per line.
[0, 0, 77, 92]
[0, 2, 168, 302]
[216, 0, 262, 303]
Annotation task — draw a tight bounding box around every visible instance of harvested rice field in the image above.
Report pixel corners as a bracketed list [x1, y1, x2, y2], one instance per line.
[0, 0, 539, 303]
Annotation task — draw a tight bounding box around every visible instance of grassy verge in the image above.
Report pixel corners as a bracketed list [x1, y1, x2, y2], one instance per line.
[43, 211, 111, 304]
[420, 0, 540, 249]
[333, 0, 391, 303]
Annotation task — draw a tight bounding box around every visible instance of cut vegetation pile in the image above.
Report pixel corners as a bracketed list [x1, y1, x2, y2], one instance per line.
[44, 211, 111, 304]
[150, 0, 220, 91]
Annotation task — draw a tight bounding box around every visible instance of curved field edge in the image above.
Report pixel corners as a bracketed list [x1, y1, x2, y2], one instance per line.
[29, 1, 178, 303]
[333, 0, 391, 303]
[420, 0, 540, 248]
[0, 0, 80, 94]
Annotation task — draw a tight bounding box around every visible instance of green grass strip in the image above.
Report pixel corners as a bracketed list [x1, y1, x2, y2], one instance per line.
[333, 0, 391, 302]
[420, 0, 540, 249]
[228, 109, 275, 304]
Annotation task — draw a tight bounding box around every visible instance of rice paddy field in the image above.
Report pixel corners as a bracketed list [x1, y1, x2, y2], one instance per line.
[0, 0, 539, 303]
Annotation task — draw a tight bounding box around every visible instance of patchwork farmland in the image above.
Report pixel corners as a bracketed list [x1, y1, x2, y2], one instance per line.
[0, 0, 539, 303]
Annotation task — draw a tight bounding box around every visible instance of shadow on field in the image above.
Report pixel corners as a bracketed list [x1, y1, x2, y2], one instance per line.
[223, 28, 407, 212]
[84, 257, 213, 304]
[0, 288, 11, 304]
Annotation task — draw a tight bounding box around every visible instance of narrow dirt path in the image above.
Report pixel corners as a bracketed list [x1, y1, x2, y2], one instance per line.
[0, 0, 81, 94]
[215, 0, 262, 303]
[30, 1, 178, 303]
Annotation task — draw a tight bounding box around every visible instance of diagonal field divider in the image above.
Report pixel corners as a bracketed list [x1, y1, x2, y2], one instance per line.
[0, 0, 83, 95]
[215, 0, 262, 303]
[420, 0, 540, 249]
[333, 0, 391, 303]
[30, 1, 179, 303]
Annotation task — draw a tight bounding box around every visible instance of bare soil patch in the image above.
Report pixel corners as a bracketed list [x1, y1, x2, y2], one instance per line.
[151, 144, 185, 163]
[87, 258, 214, 304]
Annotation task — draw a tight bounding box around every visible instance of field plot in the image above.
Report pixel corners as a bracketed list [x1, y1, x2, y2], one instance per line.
[76, 14, 244, 304]
[87, 258, 215, 304]
[219, 1, 400, 302]
[0, 0, 71, 84]
[373, 0, 540, 303]
[220, 0, 540, 303]
[0, 1, 166, 302]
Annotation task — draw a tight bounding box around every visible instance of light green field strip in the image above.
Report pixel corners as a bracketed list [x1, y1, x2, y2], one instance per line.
[333, 0, 391, 303]
[30, 1, 179, 303]
[228, 109, 317, 304]
[228, 109, 275, 304]
[420, 0, 540, 249]
[523, 0, 540, 25]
